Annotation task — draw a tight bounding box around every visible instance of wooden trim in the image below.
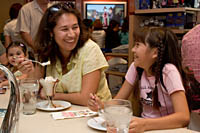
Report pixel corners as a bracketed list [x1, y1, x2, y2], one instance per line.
[135, 7, 200, 14]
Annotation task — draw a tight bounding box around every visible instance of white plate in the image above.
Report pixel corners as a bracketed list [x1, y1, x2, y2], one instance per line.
[87, 116, 106, 131]
[36, 100, 71, 111]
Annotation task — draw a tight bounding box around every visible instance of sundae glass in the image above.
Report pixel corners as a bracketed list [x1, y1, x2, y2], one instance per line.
[39, 76, 59, 108]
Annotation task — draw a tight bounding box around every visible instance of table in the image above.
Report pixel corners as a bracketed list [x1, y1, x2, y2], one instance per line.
[0, 90, 199, 133]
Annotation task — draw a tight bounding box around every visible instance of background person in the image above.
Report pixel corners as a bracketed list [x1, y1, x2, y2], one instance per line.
[105, 19, 120, 52]
[16, 0, 50, 52]
[0, 41, 8, 65]
[3, 3, 23, 48]
[118, 17, 129, 45]
[82, 18, 93, 35]
[0, 41, 28, 88]
[92, 19, 106, 48]
[182, 24, 200, 110]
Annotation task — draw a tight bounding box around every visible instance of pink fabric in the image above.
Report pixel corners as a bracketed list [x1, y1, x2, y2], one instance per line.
[182, 24, 200, 83]
[126, 63, 185, 118]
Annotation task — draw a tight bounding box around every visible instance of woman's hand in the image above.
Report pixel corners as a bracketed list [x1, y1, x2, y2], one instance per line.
[87, 93, 103, 112]
[17, 57, 34, 74]
[129, 117, 145, 133]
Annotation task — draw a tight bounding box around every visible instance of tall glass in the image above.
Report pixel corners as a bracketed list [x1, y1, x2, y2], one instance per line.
[19, 79, 39, 115]
[103, 99, 133, 133]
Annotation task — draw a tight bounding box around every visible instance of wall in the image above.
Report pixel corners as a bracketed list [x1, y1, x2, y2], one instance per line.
[0, 0, 24, 33]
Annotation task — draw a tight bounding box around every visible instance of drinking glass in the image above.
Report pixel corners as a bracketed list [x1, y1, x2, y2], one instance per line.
[103, 99, 133, 133]
[19, 79, 39, 115]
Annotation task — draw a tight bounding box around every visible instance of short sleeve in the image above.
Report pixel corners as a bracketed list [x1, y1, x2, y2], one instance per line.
[82, 40, 108, 75]
[16, 7, 31, 33]
[125, 62, 137, 85]
[3, 24, 10, 36]
[163, 64, 185, 95]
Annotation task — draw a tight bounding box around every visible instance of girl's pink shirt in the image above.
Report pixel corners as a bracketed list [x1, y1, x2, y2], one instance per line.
[125, 62, 185, 118]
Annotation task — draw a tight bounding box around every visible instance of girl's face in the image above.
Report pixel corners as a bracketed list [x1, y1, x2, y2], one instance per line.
[53, 13, 80, 57]
[132, 42, 157, 71]
[7, 46, 25, 66]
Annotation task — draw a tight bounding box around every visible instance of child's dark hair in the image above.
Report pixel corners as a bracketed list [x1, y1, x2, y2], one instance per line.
[132, 27, 191, 109]
[6, 41, 35, 63]
[6, 41, 27, 55]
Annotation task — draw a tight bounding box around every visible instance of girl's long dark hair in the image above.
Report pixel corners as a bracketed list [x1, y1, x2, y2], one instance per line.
[35, 2, 90, 65]
[133, 27, 191, 109]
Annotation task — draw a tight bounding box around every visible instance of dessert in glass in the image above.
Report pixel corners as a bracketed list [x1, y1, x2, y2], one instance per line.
[39, 76, 58, 108]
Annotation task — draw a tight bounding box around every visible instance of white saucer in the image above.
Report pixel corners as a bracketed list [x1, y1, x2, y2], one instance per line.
[36, 100, 71, 111]
[87, 116, 106, 131]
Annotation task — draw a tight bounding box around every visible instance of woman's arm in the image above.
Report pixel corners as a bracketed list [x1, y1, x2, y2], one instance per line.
[114, 80, 133, 100]
[129, 91, 190, 132]
[53, 69, 101, 106]
[17, 58, 44, 79]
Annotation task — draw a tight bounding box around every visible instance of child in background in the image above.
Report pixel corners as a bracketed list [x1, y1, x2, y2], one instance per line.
[118, 17, 129, 45]
[88, 27, 190, 132]
[0, 42, 28, 88]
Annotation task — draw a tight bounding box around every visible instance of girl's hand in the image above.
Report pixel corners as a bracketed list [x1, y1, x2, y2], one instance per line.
[129, 117, 145, 133]
[17, 57, 34, 74]
[87, 93, 103, 112]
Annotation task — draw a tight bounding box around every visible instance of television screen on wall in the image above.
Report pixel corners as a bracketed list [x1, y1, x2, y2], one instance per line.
[84, 1, 127, 27]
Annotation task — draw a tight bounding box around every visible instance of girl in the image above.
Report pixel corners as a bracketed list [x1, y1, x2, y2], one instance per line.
[0, 41, 28, 88]
[88, 27, 190, 132]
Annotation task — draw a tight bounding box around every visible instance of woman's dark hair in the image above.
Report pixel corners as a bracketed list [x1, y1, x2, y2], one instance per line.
[132, 27, 191, 109]
[35, 2, 90, 64]
[9, 3, 22, 20]
[6, 41, 27, 56]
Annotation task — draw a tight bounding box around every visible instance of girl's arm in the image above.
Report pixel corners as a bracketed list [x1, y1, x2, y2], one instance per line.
[129, 90, 190, 132]
[53, 69, 101, 106]
[114, 80, 133, 99]
[88, 79, 133, 111]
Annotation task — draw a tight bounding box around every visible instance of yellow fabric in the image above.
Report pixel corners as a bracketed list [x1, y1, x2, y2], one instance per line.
[46, 39, 112, 101]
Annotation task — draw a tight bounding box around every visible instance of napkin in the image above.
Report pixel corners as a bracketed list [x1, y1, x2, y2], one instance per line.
[51, 109, 97, 120]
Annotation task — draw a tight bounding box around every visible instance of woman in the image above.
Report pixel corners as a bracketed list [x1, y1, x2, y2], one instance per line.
[18, 2, 111, 106]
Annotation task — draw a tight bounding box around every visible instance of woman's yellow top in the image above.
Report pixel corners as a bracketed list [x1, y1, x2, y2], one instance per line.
[46, 39, 111, 101]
